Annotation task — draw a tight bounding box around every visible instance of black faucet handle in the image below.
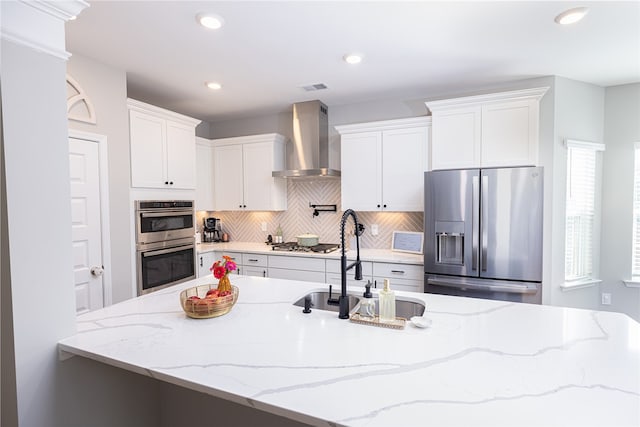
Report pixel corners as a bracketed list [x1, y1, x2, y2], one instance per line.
[303, 296, 313, 313]
[356, 223, 365, 237]
[355, 261, 363, 281]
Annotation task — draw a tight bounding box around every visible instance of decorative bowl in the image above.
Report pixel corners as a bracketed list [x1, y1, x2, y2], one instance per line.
[180, 284, 239, 319]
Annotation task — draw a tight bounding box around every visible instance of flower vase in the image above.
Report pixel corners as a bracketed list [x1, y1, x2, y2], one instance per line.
[217, 274, 232, 293]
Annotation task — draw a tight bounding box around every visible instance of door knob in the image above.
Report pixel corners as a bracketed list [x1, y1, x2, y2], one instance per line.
[90, 266, 104, 277]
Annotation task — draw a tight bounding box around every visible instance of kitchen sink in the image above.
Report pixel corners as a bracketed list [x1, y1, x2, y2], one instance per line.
[293, 291, 361, 314]
[372, 298, 426, 318]
[293, 291, 426, 318]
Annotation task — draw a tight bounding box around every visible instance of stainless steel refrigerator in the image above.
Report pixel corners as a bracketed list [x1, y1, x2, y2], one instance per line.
[424, 166, 543, 303]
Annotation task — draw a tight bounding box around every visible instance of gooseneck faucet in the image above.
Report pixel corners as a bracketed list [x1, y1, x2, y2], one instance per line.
[339, 209, 365, 319]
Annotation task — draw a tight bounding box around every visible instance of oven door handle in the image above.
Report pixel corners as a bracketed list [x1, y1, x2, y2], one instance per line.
[141, 245, 194, 257]
[140, 211, 192, 218]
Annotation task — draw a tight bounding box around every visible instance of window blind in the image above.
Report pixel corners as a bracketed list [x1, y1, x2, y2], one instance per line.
[565, 142, 601, 280]
[632, 144, 640, 277]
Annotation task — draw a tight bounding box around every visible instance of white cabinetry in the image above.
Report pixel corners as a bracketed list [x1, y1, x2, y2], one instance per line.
[372, 262, 423, 293]
[426, 87, 548, 170]
[325, 259, 373, 288]
[213, 134, 287, 211]
[336, 117, 430, 212]
[268, 256, 326, 283]
[242, 253, 268, 278]
[197, 251, 217, 278]
[127, 99, 201, 189]
[195, 137, 215, 211]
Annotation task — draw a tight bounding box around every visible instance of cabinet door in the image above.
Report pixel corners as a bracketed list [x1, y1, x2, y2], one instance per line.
[195, 140, 215, 211]
[243, 266, 267, 277]
[214, 145, 244, 210]
[166, 121, 196, 189]
[341, 132, 382, 211]
[243, 142, 276, 211]
[197, 251, 217, 278]
[381, 127, 428, 211]
[129, 110, 166, 188]
[431, 106, 481, 170]
[481, 100, 537, 167]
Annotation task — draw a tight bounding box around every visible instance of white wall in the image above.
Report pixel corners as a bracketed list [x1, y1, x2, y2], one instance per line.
[2, 36, 78, 427]
[600, 83, 640, 321]
[67, 53, 134, 304]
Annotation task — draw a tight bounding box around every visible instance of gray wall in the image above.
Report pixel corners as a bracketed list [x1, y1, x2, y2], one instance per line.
[601, 83, 640, 320]
[549, 77, 606, 310]
[67, 53, 134, 303]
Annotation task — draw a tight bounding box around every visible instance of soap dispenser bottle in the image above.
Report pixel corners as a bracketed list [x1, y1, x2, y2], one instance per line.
[379, 279, 396, 323]
[358, 282, 375, 318]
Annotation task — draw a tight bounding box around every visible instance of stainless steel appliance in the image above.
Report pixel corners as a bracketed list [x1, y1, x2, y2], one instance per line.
[203, 217, 221, 242]
[424, 167, 543, 303]
[135, 201, 196, 295]
[271, 242, 340, 253]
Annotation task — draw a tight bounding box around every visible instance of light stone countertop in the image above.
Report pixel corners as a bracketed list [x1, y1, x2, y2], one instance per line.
[58, 275, 640, 426]
[197, 241, 424, 265]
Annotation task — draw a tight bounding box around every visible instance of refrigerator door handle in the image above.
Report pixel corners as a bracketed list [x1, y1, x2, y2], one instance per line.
[481, 175, 488, 272]
[472, 176, 479, 271]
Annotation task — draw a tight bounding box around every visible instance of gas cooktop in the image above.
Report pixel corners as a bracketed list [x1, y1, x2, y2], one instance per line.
[270, 242, 340, 254]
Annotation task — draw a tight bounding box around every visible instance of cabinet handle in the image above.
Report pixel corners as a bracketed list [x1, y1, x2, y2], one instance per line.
[391, 270, 405, 274]
[199, 256, 203, 267]
[248, 259, 258, 262]
[262, 270, 266, 277]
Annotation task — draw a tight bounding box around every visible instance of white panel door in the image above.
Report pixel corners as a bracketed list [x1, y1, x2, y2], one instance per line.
[242, 142, 274, 210]
[341, 132, 382, 211]
[381, 127, 428, 211]
[69, 137, 104, 314]
[431, 106, 481, 170]
[129, 110, 166, 188]
[481, 100, 536, 167]
[195, 139, 215, 211]
[166, 120, 196, 189]
[214, 144, 244, 210]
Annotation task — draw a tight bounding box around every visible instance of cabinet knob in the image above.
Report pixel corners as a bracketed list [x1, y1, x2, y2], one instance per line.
[377, 204, 381, 208]
[199, 257, 203, 267]
[383, 204, 387, 208]
[165, 181, 169, 185]
[243, 205, 247, 208]
[239, 204, 242, 208]
[169, 181, 174, 185]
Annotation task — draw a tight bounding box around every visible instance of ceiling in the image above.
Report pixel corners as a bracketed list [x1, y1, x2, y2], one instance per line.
[65, 1, 640, 123]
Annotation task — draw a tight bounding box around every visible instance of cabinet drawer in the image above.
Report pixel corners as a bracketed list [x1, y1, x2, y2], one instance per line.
[243, 266, 268, 278]
[373, 262, 423, 281]
[242, 253, 268, 267]
[325, 259, 373, 276]
[325, 273, 373, 289]
[268, 268, 325, 283]
[268, 255, 325, 272]
[372, 277, 423, 293]
[221, 251, 242, 263]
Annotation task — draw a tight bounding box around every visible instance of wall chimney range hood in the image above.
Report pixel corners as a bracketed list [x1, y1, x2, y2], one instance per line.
[272, 100, 340, 178]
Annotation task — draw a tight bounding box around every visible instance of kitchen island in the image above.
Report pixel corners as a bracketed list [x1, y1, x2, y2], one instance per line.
[58, 275, 640, 426]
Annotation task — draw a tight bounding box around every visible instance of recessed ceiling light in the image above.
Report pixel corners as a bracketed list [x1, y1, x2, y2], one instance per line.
[554, 7, 589, 25]
[197, 13, 224, 30]
[206, 82, 222, 90]
[343, 54, 363, 65]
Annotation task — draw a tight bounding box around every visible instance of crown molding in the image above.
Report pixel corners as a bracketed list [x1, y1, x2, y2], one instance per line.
[1, 1, 89, 60]
[425, 87, 550, 112]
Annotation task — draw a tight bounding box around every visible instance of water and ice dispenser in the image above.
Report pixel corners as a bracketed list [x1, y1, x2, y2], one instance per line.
[435, 221, 464, 266]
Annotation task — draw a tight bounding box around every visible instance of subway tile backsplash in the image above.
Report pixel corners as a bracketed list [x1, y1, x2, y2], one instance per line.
[196, 179, 423, 249]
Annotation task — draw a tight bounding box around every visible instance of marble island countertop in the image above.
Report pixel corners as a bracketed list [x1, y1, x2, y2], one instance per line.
[58, 276, 640, 426]
[197, 241, 424, 265]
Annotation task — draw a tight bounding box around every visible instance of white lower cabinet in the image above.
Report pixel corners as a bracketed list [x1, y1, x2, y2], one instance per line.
[372, 262, 424, 293]
[220, 251, 242, 275]
[325, 259, 373, 288]
[197, 251, 217, 278]
[268, 256, 326, 283]
[241, 253, 268, 278]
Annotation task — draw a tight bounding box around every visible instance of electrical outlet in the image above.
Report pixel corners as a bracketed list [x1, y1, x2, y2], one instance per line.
[601, 293, 612, 305]
[371, 224, 379, 236]
[261, 222, 267, 232]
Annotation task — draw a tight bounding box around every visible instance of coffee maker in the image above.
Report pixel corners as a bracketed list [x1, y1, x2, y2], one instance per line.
[203, 217, 221, 242]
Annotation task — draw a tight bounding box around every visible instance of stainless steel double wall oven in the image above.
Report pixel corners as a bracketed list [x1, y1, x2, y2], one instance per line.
[135, 200, 196, 295]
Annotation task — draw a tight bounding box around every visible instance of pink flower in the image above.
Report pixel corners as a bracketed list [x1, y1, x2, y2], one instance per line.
[226, 261, 237, 271]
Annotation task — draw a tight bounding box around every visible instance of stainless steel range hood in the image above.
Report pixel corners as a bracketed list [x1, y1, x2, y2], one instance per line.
[272, 100, 340, 178]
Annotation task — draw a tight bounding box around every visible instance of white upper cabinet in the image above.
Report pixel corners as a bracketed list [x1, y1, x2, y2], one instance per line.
[213, 133, 287, 211]
[128, 99, 201, 189]
[336, 117, 430, 212]
[195, 137, 215, 211]
[426, 87, 548, 170]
